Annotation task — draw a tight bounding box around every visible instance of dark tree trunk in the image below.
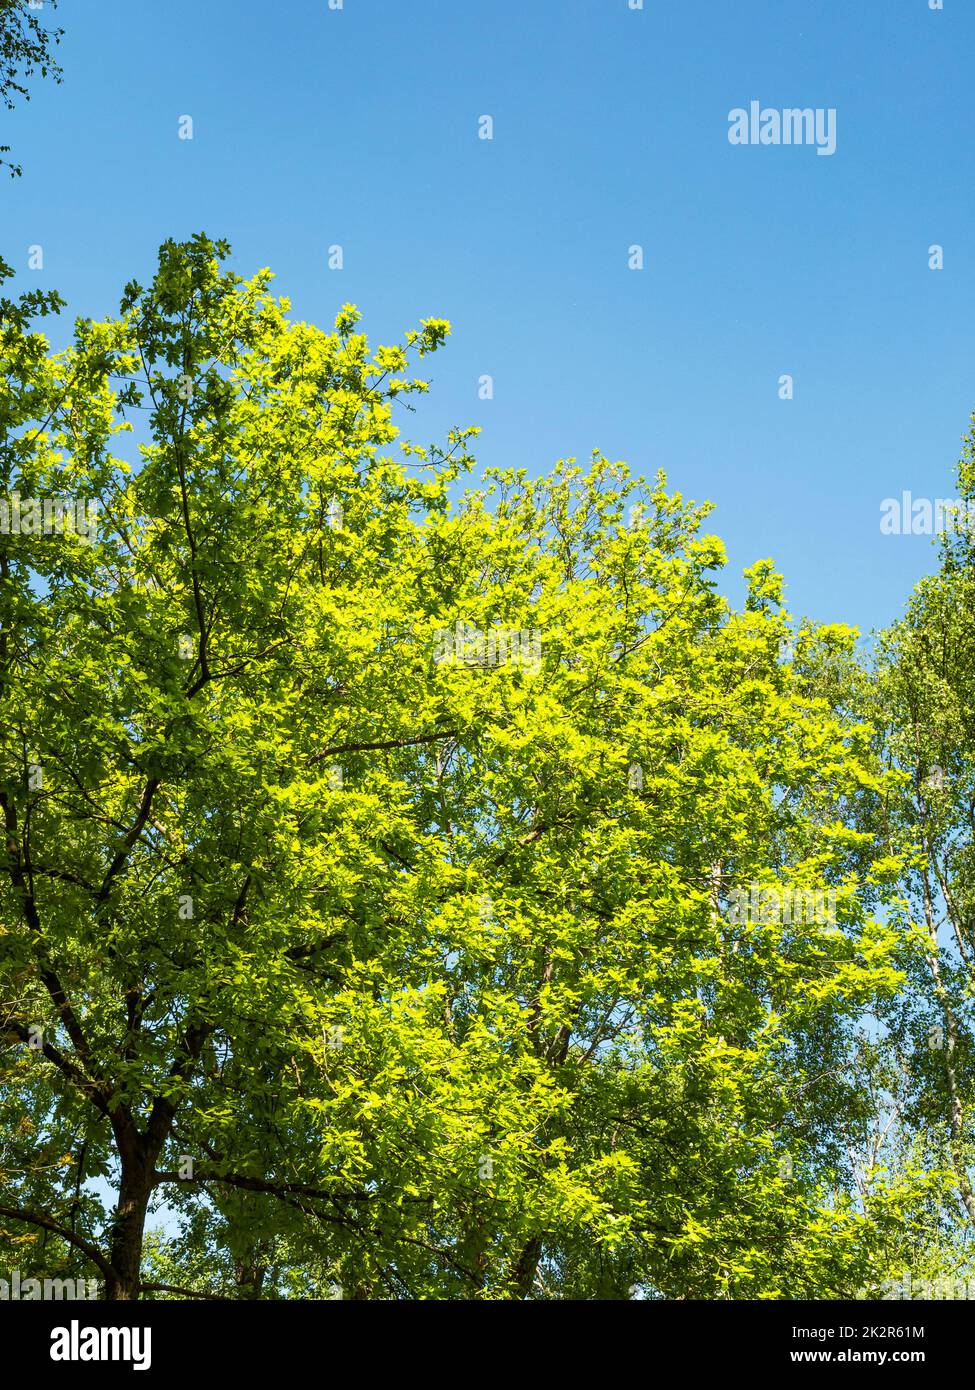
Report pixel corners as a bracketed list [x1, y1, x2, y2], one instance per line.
[105, 1139, 153, 1300]
[234, 1259, 267, 1300]
[511, 1235, 543, 1299]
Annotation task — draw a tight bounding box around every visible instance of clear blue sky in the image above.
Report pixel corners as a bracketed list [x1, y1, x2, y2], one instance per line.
[3, 0, 972, 641]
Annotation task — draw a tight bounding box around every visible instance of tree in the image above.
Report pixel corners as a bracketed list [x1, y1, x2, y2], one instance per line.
[869, 416, 975, 1243]
[1, 236, 914, 1299]
[1, 0, 63, 177]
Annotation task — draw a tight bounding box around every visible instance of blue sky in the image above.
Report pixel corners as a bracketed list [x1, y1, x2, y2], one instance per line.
[3, 0, 972, 642]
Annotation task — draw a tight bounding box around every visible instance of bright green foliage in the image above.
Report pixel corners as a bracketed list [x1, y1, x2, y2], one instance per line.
[0, 238, 916, 1298]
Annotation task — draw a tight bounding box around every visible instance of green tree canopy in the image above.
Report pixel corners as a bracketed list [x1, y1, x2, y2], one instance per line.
[0, 237, 920, 1299]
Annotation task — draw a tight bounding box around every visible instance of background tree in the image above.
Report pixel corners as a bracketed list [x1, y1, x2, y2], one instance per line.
[867, 417, 975, 1255]
[0, 0, 62, 177]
